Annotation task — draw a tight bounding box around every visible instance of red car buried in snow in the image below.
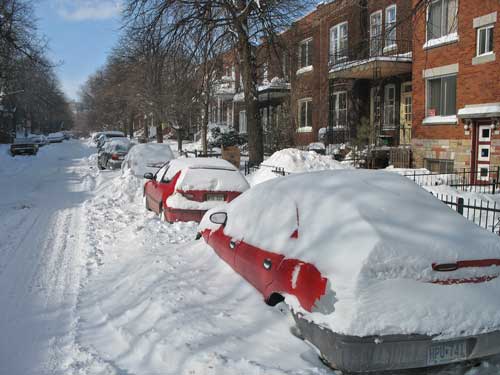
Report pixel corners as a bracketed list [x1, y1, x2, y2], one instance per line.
[198, 170, 500, 373]
[143, 158, 249, 223]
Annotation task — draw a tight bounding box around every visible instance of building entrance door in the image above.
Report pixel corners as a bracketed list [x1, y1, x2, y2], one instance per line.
[473, 121, 492, 182]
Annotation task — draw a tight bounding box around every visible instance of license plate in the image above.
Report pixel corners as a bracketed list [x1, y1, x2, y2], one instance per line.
[206, 193, 225, 202]
[427, 340, 468, 366]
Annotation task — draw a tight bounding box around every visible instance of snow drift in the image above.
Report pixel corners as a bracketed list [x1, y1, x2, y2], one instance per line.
[200, 170, 500, 338]
[247, 148, 350, 186]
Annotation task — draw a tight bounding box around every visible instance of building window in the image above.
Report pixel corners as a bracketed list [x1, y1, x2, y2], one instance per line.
[477, 25, 494, 56]
[331, 91, 348, 128]
[384, 84, 396, 128]
[298, 38, 313, 69]
[370, 11, 383, 56]
[427, 75, 457, 116]
[262, 62, 269, 82]
[298, 98, 313, 130]
[424, 158, 454, 173]
[330, 22, 348, 64]
[385, 5, 397, 49]
[427, 0, 458, 41]
[404, 95, 413, 123]
[239, 110, 247, 134]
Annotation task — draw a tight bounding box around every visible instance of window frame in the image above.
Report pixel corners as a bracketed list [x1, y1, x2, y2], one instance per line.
[426, 0, 458, 42]
[383, 83, 397, 129]
[330, 21, 349, 64]
[477, 24, 494, 57]
[424, 158, 454, 174]
[385, 5, 397, 49]
[331, 91, 348, 129]
[239, 110, 247, 134]
[298, 38, 313, 69]
[370, 10, 383, 56]
[298, 98, 313, 131]
[425, 74, 457, 117]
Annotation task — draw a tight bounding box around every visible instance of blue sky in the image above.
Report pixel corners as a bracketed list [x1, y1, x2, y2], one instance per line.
[34, 0, 123, 101]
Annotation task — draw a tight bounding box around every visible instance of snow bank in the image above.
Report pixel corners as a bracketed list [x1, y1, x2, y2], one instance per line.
[247, 148, 350, 186]
[122, 143, 175, 177]
[201, 170, 500, 338]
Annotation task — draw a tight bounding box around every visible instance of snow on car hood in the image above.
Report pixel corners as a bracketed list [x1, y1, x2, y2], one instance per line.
[200, 170, 500, 338]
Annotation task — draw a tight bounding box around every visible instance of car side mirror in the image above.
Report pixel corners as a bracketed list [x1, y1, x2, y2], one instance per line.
[209, 212, 227, 226]
[144, 172, 154, 180]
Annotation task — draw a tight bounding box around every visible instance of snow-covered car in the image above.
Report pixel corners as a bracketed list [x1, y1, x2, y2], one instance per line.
[97, 138, 133, 170]
[47, 132, 65, 143]
[307, 142, 326, 155]
[144, 158, 250, 223]
[198, 170, 500, 373]
[29, 134, 49, 147]
[10, 138, 38, 156]
[121, 143, 175, 177]
[96, 131, 126, 150]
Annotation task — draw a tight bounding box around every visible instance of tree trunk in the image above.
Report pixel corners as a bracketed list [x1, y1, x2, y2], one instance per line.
[239, 35, 263, 164]
[177, 126, 183, 152]
[143, 116, 149, 140]
[128, 112, 135, 139]
[156, 114, 164, 143]
[202, 91, 209, 156]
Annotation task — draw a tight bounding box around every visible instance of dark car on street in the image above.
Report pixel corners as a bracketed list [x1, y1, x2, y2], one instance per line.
[97, 138, 132, 170]
[10, 138, 38, 156]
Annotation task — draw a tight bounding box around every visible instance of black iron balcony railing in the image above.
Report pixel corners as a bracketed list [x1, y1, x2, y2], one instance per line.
[329, 38, 412, 71]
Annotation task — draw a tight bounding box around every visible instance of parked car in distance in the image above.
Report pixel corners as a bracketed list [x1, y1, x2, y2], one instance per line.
[47, 132, 65, 143]
[198, 170, 500, 373]
[96, 131, 126, 150]
[144, 158, 249, 223]
[97, 138, 133, 170]
[10, 138, 38, 156]
[307, 142, 326, 155]
[122, 143, 175, 177]
[29, 134, 48, 147]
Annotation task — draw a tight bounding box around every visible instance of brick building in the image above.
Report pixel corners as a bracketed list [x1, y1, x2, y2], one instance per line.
[412, 0, 500, 178]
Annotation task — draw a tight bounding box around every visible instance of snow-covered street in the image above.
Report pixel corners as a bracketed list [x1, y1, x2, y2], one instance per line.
[1, 140, 500, 375]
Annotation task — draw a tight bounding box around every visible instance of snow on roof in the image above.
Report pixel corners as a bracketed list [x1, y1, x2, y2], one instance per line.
[200, 170, 500, 337]
[169, 158, 248, 192]
[247, 148, 350, 186]
[122, 143, 175, 177]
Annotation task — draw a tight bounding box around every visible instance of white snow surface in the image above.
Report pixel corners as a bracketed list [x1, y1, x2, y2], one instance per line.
[247, 148, 350, 186]
[176, 167, 250, 192]
[200, 170, 500, 338]
[0, 141, 341, 375]
[121, 142, 175, 176]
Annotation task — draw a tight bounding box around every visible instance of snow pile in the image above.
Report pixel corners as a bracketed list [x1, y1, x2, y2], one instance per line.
[201, 170, 500, 338]
[385, 166, 450, 186]
[247, 148, 350, 186]
[121, 143, 175, 177]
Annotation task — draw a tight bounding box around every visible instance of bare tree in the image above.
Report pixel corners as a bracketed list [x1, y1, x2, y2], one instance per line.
[123, 0, 314, 164]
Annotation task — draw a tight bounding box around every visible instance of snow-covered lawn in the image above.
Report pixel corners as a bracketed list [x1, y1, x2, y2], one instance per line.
[0, 140, 499, 374]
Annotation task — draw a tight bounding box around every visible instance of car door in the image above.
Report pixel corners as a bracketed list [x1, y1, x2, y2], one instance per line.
[146, 165, 168, 213]
[234, 241, 284, 295]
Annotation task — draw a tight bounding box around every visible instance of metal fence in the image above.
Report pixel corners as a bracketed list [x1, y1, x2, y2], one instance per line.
[404, 167, 500, 194]
[433, 193, 500, 235]
[244, 161, 290, 176]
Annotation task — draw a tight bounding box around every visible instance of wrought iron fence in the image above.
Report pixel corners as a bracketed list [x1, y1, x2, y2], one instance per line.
[404, 167, 500, 194]
[329, 38, 412, 71]
[244, 161, 290, 176]
[433, 193, 500, 236]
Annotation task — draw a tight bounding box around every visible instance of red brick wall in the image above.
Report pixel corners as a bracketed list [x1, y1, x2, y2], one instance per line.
[412, 0, 500, 141]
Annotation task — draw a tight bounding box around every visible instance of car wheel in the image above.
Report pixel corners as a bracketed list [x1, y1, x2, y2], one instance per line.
[159, 207, 170, 223]
[98, 161, 105, 170]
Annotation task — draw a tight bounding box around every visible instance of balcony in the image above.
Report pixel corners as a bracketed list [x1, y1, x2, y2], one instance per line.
[214, 77, 236, 99]
[329, 38, 412, 80]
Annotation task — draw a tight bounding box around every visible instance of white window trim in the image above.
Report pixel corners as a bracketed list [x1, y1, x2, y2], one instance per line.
[370, 10, 383, 55]
[476, 24, 494, 57]
[383, 84, 396, 129]
[239, 110, 247, 134]
[478, 145, 491, 162]
[473, 12, 497, 29]
[298, 98, 313, 131]
[330, 21, 348, 63]
[298, 37, 313, 70]
[332, 91, 348, 129]
[478, 166, 490, 181]
[424, 73, 457, 122]
[479, 125, 492, 142]
[385, 5, 397, 49]
[424, 0, 459, 49]
[423, 63, 459, 79]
